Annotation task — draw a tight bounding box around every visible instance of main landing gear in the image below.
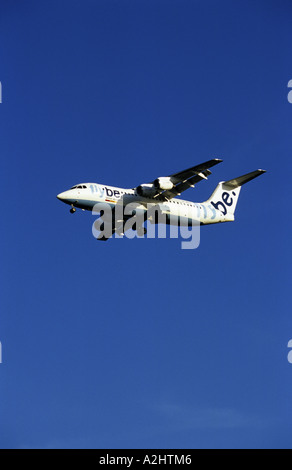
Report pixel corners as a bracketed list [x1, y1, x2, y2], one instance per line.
[70, 205, 76, 214]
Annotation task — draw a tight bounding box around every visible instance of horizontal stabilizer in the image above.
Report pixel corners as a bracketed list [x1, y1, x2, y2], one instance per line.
[223, 169, 266, 189]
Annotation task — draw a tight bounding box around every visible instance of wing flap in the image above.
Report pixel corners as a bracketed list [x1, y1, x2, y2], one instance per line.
[157, 159, 222, 200]
[169, 158, 222, 183]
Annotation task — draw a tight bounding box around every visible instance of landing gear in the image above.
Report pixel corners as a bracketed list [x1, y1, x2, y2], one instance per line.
[70, 205, 76, 214]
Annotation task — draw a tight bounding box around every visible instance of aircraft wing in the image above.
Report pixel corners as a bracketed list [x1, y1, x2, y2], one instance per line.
[148, 158, 223, 200]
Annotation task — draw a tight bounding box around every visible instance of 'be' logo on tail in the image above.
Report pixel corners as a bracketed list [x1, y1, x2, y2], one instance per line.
[211, 191, 236, 215]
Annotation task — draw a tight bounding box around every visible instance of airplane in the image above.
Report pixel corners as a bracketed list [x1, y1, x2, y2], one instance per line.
[57, 159, 266, 240]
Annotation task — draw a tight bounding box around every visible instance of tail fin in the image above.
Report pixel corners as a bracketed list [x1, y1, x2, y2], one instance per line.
[205, 169, 266, 221]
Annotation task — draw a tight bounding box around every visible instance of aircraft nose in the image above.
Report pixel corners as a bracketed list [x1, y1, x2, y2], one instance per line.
[57, 191, 67, 201]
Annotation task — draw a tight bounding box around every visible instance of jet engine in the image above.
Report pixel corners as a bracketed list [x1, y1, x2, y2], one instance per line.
[154, 177, 174, 190]
[136, 183, 157, 197]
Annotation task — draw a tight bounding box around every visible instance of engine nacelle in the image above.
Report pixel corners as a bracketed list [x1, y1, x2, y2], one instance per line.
[154, 177, 174, 191]
[136, 183, 157, 197]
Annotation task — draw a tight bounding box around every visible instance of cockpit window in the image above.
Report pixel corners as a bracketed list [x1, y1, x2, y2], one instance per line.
[70, 185, 87, 189]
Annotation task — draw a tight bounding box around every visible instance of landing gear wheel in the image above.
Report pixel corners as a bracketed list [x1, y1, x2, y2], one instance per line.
[70, 206, 76, 214]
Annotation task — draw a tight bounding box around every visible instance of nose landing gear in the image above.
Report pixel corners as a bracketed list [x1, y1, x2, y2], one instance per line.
[70, 205, 76, 214]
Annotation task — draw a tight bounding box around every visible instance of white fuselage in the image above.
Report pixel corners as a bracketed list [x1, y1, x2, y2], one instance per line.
[57, 182, 232, 225]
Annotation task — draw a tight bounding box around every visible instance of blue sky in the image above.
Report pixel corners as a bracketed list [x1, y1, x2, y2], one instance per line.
[1, 0, 292, 448]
